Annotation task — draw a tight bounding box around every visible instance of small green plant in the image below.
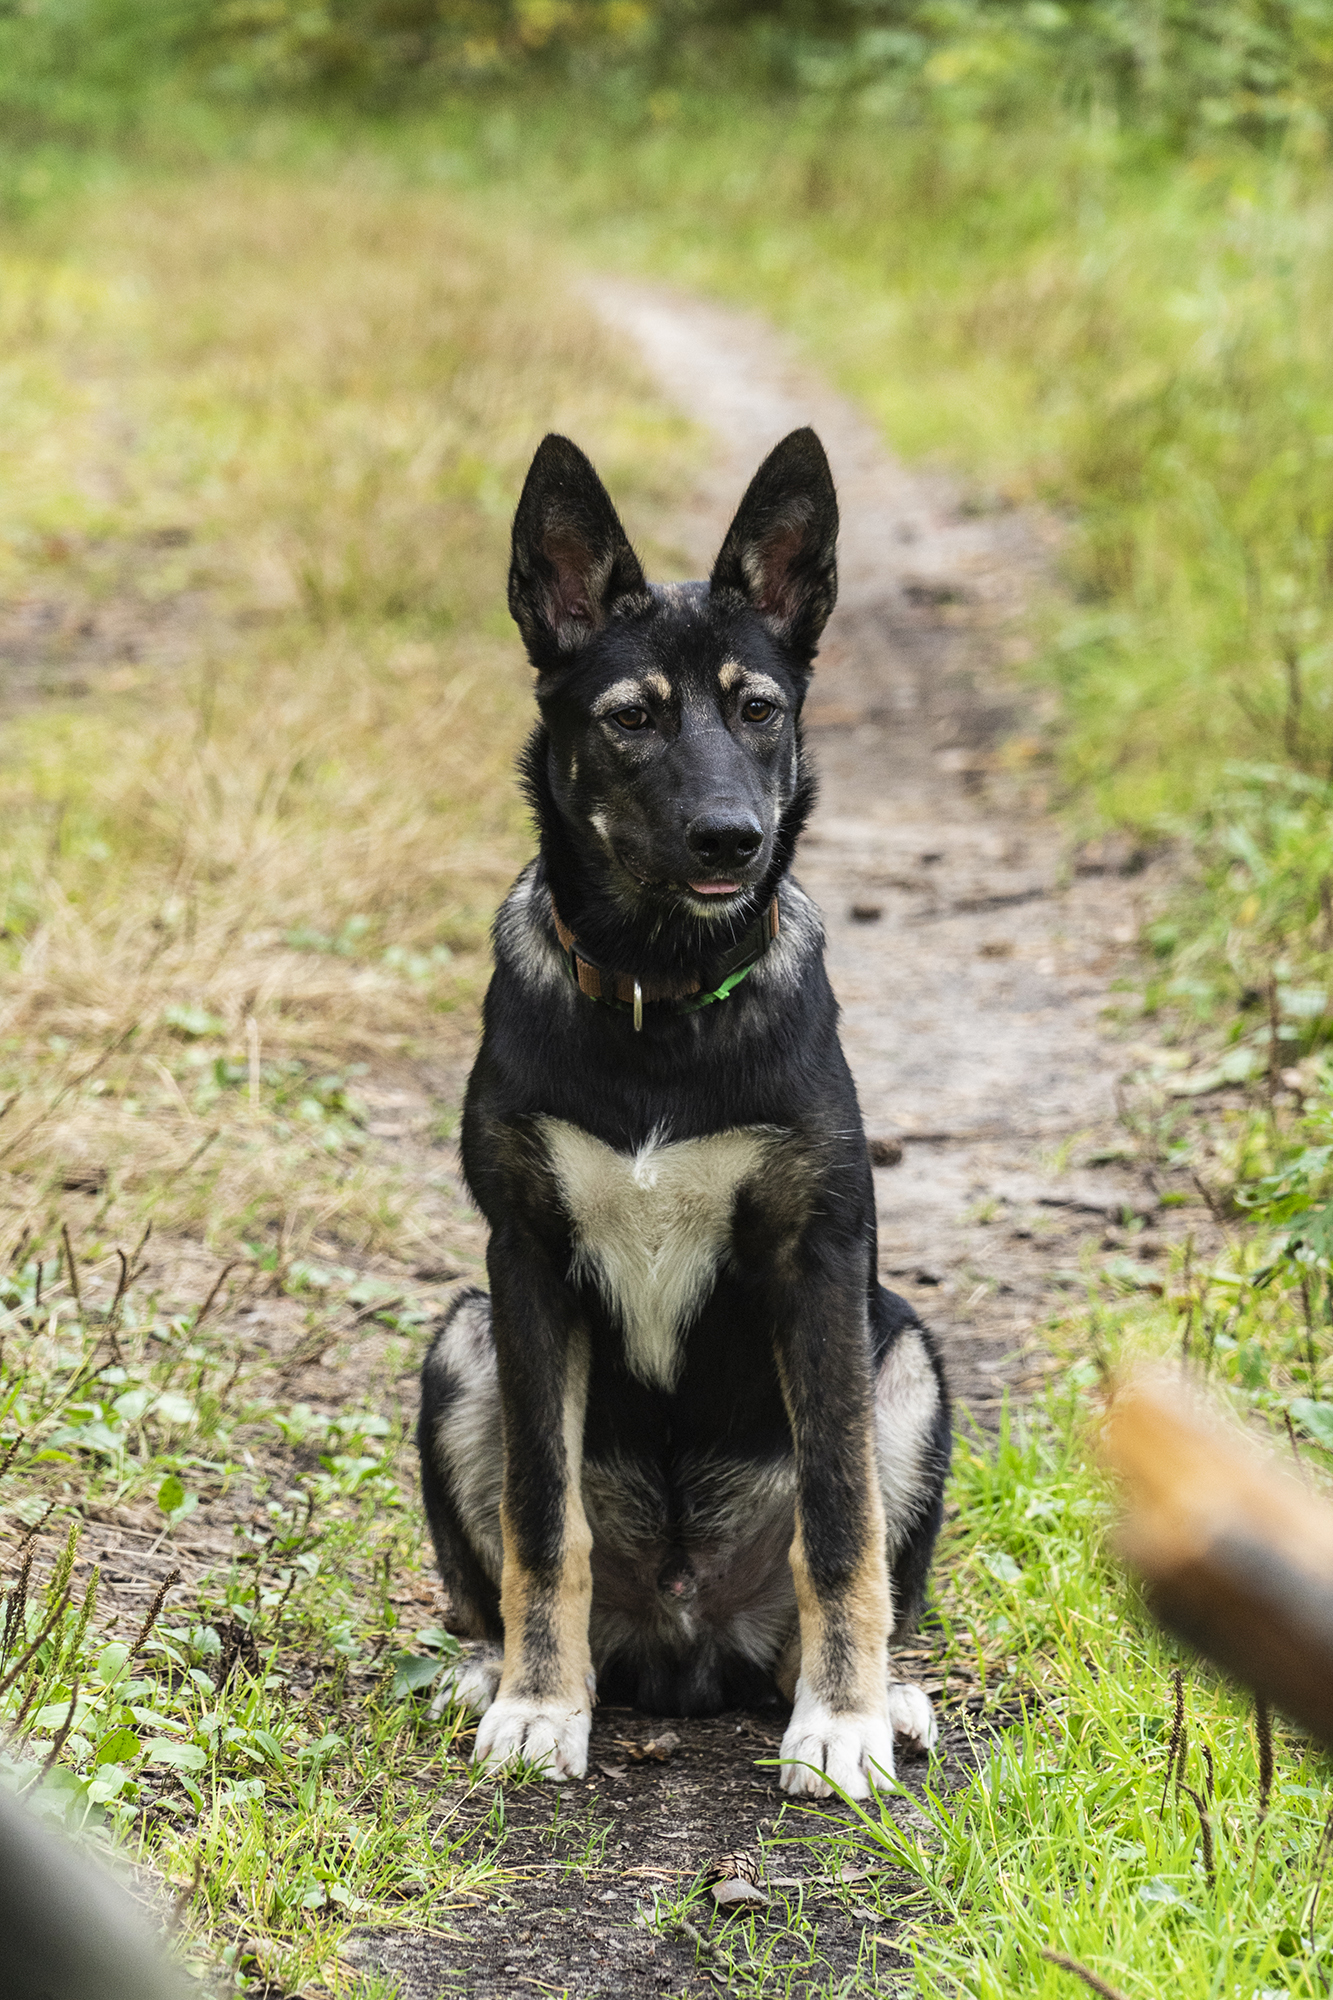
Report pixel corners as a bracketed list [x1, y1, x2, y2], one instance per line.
[0, 1217, 501, 1992]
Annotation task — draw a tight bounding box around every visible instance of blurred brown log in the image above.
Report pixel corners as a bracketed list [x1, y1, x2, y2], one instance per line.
[1098, 1374, 1333, 1748]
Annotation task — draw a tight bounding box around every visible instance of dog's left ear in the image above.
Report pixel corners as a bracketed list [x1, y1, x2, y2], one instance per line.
[508, 434, 650, 668]
[709, 428, 838, 663]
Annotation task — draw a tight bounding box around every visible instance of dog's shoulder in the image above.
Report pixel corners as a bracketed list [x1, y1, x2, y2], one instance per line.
[491, 858, 568, 1002]
[748, 875, 823, 997]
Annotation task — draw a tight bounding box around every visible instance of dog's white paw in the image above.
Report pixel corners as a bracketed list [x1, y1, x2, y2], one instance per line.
[779, 1681, 895, 1800]
[887, 1679, 938, 1754]
[472, 1697, 590, 1782]
[429, 1647, 502, 1722]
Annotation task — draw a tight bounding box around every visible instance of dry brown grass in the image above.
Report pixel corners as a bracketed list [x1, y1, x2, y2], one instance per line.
[0, 158, 698, 1262]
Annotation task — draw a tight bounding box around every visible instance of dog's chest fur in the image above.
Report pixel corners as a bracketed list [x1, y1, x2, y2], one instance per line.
[539, 1118, 782, 1391]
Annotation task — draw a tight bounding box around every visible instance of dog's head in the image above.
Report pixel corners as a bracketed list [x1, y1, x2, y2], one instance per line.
[509, 429, 837, 928]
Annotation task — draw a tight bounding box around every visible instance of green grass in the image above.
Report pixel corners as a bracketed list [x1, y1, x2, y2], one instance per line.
[0, 154, 698, 1260]
[859, 1408, 1331, 2000]
[0, 1229, 636, 1993]
[613, 1043, 1333, 2000]
[657, 1304, 1333, 1998]
[0, 1239, 497, 1993]
[13, 87, 1333, 936]
[0, 149, 696, 1995]
[346, 94, 1333, 841]
[7, 15, 1333, 839]
[407, 86, 1333, 1251]
[7, 66, 1333, 2000]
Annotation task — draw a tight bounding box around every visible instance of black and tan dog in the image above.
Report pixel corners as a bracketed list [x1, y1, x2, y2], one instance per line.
[418, 428, 951, 1798]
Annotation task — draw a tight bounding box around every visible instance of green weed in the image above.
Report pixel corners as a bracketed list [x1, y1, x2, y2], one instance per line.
[0, 1210, 520, 1993]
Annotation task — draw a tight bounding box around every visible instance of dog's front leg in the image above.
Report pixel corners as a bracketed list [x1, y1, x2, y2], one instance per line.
[471, 1226, 593, 1783]
[775, 1276, 895, 1802]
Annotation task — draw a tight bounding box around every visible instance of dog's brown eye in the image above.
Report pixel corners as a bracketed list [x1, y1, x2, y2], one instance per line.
[611, 706, 650, 731]
[743, 698, 777, 723]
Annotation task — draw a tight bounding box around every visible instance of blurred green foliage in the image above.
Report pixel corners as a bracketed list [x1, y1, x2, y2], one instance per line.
[408, 99, 1333, 831]
[7, 0, 1333, 141]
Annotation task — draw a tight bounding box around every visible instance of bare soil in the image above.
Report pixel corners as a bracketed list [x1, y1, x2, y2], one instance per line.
[351, 1705, 971, 1999]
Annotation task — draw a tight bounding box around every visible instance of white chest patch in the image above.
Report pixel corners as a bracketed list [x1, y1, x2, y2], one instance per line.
[539, 1119, 782, 1392]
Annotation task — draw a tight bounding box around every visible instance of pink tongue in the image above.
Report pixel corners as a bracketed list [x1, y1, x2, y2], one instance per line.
[689, 881, 740, 895]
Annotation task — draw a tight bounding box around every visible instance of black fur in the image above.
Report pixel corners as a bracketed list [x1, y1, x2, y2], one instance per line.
[418, 430, 951, 1732]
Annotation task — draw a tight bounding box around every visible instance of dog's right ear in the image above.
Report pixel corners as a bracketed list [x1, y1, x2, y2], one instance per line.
[709, 428, 838, 665]
[508, 435, 649, 668]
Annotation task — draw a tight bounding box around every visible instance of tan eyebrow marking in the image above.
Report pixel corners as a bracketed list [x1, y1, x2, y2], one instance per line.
[643, 672, 671, 702]
[736, 673, 786, 706]
[592, 679, 649, 718]
[718, 663, 785, 706]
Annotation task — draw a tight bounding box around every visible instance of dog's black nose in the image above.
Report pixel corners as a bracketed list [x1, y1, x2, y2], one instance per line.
[685, 809, 763, 870]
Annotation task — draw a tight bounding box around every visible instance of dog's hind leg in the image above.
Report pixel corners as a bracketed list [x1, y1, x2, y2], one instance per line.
[419, 1290, 511, 1722]
[873, 1285, 952, 1753]
[418, 1288, 506, 1651]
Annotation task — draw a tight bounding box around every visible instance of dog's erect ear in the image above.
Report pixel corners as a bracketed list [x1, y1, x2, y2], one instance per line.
[709, 428, 838, 661]
[508, 435, 649, 665]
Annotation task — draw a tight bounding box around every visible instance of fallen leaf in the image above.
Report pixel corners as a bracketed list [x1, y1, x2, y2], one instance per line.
[712, 1877, 770, 1912]
[596, 1762, 627, 1780]
[615, 1731, 681, 1762]
[734, 1721, 782, 1745]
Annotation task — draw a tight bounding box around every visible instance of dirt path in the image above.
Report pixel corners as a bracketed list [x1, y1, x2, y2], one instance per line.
[354, 285, 1179, 1999]
[587, 279, 1164, 1419]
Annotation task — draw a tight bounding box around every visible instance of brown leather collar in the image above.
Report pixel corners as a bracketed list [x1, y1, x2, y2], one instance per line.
[550, 893, 780, 1014]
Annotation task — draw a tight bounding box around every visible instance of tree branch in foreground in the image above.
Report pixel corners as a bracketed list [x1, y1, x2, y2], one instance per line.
[1098, 1373, 1333, 1748]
